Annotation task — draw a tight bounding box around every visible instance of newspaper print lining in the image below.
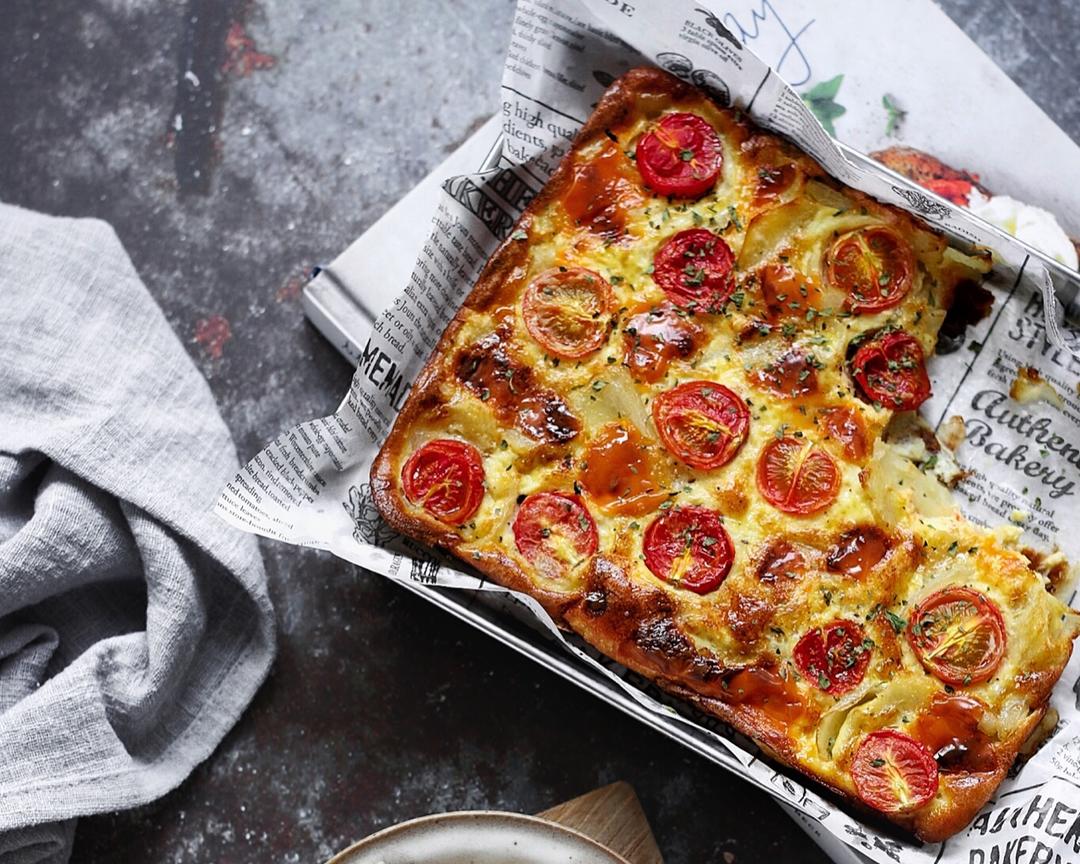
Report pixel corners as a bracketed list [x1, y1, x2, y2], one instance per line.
[217, 2, 1080, 861]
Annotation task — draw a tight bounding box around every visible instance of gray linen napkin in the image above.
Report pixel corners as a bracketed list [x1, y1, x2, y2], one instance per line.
[0, 203, 276, 862]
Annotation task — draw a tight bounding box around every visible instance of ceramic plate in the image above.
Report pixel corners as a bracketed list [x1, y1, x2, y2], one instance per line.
[326, 810, 631, 864]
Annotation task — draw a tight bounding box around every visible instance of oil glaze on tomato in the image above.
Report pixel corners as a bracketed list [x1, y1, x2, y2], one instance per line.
[652, 380, 750, 470]
[522, 267, 613, 359]
[636, 112, 723, 198]
[653, 229, 736, 309]
[851, 730, 938, 814]
[825, 227, 915, 314]
[401, 439, 485, 526]
[756, 437, 840, 515]
[643, 505, 734, 594]
[908, 587, 1006, 686]
[851, 331, 931, 411]
[793, 620, 871, 695]
[512, 492, 598, 582]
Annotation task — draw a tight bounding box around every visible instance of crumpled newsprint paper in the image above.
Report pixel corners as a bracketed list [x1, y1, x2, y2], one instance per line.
[217, 1, 1080, 861]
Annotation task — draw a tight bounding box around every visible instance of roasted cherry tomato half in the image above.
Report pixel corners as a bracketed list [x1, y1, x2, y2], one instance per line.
[793, 619, 871, 696]
[851, 331, 931, 411]
[851, 730, 939, 814]
[908, 587, 1006, 686]
[825, 227, 915, 314]
[643, 505, 734, 594]
[521, 267, 613, 359]
[756, 437, 840, 515]
[635, 112, 723, 198]
[512, 492, 599, 582]
[652, 380, 750, 470]
[401, 438, 485, 526]
[653, 229, 735, 309]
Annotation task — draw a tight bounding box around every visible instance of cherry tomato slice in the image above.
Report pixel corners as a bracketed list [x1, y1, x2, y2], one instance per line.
[653, 229, 735, 309]
[636, 112, 723, 198]
[825, 227, 915, 314]
[622, 301, 704, 383]
[401, 439, 485, 526]
[757, 437, 840, 515]
[908, 587, 1006, 686]
[652, 380, 750, 470]
[512, 492, 598, 582]
[580, 422, 670, 517]
[851, 331, 931, 411]
[820, 407, 868, 462]
[522, 267, 613, 359]
[851, 730, 939, 814]
[793, 619, 871, 696]
[750, 349, 819, 399]
[643, 505, 734, 594]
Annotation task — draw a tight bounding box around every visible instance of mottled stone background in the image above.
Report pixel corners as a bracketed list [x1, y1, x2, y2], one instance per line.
[0, 2, 1076, 862]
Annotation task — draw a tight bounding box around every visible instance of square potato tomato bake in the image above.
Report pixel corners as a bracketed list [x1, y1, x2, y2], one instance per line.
[372, 67, 1080, 841]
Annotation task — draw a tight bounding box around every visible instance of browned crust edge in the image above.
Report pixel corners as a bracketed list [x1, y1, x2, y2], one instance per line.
[369, 65, 1074, 844]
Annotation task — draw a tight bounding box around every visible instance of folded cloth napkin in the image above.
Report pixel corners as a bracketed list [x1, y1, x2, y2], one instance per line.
[0, 203, 276, 862]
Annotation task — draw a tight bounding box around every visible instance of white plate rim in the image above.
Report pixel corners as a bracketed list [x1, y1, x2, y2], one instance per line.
[325, 809, 634, 864]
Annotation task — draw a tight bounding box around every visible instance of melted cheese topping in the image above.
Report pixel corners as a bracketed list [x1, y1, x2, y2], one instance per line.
[388, 85, 1080, 832]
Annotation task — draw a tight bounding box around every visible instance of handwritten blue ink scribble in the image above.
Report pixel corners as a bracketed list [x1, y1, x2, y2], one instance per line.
[721, 1, 815, 87]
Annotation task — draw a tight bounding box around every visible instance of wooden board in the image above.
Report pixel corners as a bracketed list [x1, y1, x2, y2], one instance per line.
[537, 782, 664, 864]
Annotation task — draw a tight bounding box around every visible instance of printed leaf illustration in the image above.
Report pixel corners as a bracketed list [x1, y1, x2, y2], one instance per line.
[801, 74, 847, 137]
[883, 93, 906, 137]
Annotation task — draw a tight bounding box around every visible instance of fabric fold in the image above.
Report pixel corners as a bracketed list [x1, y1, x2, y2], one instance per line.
[0, 203, 276, 862]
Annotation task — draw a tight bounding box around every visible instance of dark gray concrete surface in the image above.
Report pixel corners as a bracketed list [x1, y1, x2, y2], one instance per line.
[0, 2, 1076, 862]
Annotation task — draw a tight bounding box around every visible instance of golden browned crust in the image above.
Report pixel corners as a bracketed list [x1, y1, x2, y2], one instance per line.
[370, 66, 1076, 844]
